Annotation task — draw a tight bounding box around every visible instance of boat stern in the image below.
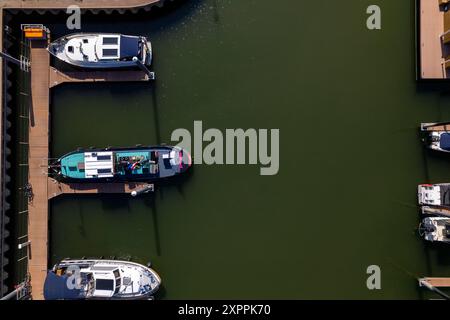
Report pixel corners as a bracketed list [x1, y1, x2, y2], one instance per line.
[420, 217, 439, 242]
[418, 184, 442, 206]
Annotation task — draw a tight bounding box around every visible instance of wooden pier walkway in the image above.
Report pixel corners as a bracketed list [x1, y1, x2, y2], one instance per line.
[421, 205, 450, 217]
[49, 67, 149, 88]
[420, 277, 450, 288]
[421, 122, 450, 132]
[28, 39, 50, 301]
[0, 0, 160, 10]
[47, 178, 153, 199]
[419, 0, 445, 79]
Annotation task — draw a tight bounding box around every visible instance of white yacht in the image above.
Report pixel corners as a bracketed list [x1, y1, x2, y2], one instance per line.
[48, 33, 152, 68]
[419, 217, 450, 243]
[418, 183, 450, 207]
[43, 259, 161, 300]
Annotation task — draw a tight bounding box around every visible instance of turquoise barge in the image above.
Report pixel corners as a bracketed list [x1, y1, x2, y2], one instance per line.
[51, 146, 192, 182]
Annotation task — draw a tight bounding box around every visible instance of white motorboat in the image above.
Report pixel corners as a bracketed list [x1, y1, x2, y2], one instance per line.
[43, 259, 161, 300]
[419, 217, 450, 243]
[48, 33, 152, 69]
[418, 183, 450, 207]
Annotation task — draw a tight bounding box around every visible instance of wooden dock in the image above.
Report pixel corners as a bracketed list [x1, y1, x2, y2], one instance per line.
[49, 67, 150, 88]
[0, 0, 160, 10]
[421, 205, 450, 217]
[420, 277, 450, 288]
[47, 178, 153, 199]
[421, 122, 450, 132]
[28, 39, 50, 301]
[419, 0, 446, 79]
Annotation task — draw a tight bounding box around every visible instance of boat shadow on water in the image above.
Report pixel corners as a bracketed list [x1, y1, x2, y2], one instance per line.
[154, 286, 167, 300]
[143, 167, 194, 256]
[155, 165, 194, 200]
[420, 147, 450, 183]
[99, 194, 133, 212]
[423, 241, 450, 265]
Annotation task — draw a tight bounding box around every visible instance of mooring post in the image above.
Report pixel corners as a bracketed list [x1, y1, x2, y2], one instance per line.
[131, 184, 155, 197]
[132, 56, 155, 80]
[17, 241, 31, 250]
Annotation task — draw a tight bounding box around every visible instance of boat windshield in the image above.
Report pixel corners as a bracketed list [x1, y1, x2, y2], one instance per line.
[113, 269, 121, 295]
[93, 41, 99, 60]
[95, 278, 114, 291]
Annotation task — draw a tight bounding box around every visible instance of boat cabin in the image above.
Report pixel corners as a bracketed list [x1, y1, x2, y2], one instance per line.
[64, 35, 142, 63]
[83, 266, 122, 298]
[44, 259, 161, 300]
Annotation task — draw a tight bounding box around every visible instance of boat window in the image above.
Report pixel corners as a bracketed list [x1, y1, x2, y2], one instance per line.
[150, 164, 159, 174]
[103, 37, 119, 45]
[83, 39, 88, 43]
[95, 279, 114, 291]
[68, 46, 74, 53]
[103, 49, 118, 57]
[97, 155, 112, 161]
[163, 158, 172, 169]
[113, 269, 121, 294]
[97, 168, 112, 174]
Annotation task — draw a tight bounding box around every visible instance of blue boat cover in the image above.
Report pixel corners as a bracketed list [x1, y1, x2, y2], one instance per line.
[120, 36, 140, 59]
[43, 272, 85, 300]
[440, 133, 450, 151]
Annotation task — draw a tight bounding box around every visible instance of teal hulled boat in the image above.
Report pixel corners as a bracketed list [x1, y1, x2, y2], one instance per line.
[51, 146, 191, 182]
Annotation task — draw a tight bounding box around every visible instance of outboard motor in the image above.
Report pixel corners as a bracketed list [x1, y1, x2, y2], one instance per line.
[419, 221, 436, 236]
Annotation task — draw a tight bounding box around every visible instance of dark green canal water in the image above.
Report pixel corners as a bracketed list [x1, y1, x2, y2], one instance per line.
[11, 0, 450, 298]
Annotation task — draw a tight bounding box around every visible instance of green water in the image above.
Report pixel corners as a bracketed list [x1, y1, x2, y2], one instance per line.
[12, 0, 450, 298]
